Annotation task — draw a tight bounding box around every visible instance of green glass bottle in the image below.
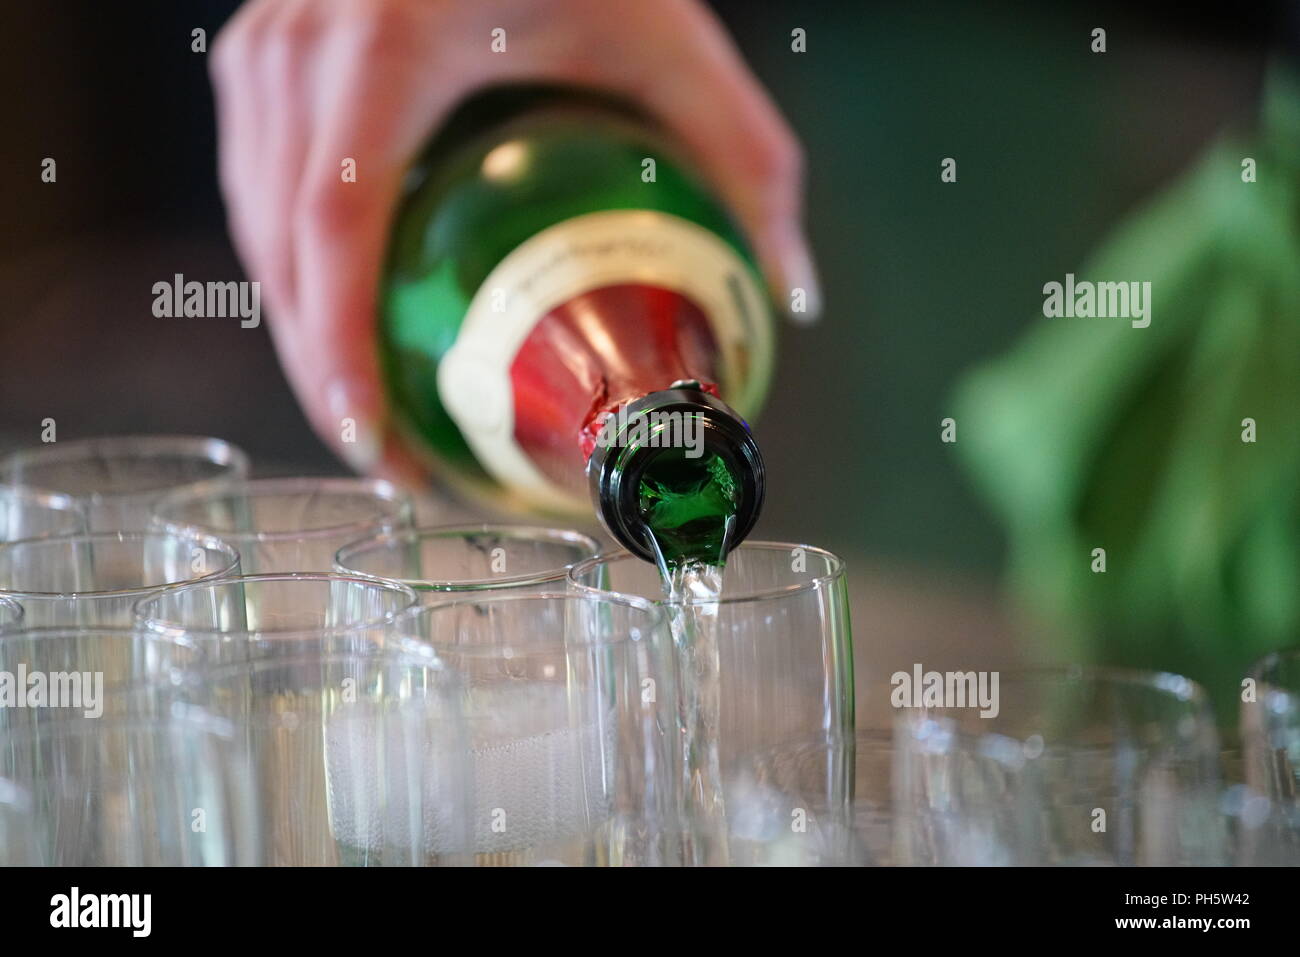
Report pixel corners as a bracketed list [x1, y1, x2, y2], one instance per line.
[382, 87, 773, 564]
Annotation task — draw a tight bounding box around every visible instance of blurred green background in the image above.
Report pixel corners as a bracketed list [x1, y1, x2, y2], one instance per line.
[720, 0, 1272, 565]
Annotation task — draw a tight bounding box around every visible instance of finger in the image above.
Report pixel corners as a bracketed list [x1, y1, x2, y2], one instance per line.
[213, 0, 329, 324]
[285, 10, 468, 474]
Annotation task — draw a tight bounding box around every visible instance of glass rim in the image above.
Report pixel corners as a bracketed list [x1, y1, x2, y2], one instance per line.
[1245, 648, 1300, 687]
[891, 667, 1218, 776]
[150, 475, 411, 543]
[566, 540, 847, 605]
[199, 643, 457, 686]
[0, 624, 203, 654]
[399, 589, 668, 656]
[133, 571, 419, 641]
[893, 664, 1213, 722]
[1002, 665, 1209, 704]
[0, 530, 241, 600]
[335, 522, 603, 589]
[0, 484, 85, 516]
[0, 435, 248, 503]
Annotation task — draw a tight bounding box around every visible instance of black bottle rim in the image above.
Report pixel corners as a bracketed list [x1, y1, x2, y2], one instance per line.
[586, 386, 765, 564]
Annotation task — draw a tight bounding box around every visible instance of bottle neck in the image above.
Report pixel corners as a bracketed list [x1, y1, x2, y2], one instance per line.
[586, 383, 765, 565]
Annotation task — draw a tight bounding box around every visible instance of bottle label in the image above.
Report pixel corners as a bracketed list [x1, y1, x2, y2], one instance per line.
[437, 209, 772, 512]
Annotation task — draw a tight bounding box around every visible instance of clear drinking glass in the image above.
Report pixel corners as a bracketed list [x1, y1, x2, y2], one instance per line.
[136, 573, 454, 865]
[893, 668, 1226, 865]
[0, 705, 258, 865]
[193, 645, 466, 866]
[0, 486, 86, 541]
[568, 543, 854, 865]
[1239, 650, 1300, 864]
[0, 435, 248, 531]
[151, 476, 413, 573]
[398, 592, 681, 866]
[0, 627, 204, 735]
[0, 530, 241, 627]
[335, 524, 601, 596]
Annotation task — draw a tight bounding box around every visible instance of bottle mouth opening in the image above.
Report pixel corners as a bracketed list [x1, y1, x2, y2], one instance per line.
[586, 387, 765, 564]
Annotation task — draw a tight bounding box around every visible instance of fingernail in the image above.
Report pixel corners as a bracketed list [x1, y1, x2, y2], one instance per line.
[774, 225, 823, 325]
[326, 377, 384, 474]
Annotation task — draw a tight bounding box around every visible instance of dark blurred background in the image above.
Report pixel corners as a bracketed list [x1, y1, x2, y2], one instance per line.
[2, 0, 1293, 720]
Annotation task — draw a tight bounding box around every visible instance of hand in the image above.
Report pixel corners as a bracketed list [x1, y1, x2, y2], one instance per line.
[211, 0, 816, 481]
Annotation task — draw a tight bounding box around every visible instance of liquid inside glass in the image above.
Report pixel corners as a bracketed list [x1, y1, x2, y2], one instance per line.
[639, 448, 740, 865]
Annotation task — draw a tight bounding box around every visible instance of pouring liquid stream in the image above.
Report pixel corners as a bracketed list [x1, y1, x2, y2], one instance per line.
[638, 447, 739, 865]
